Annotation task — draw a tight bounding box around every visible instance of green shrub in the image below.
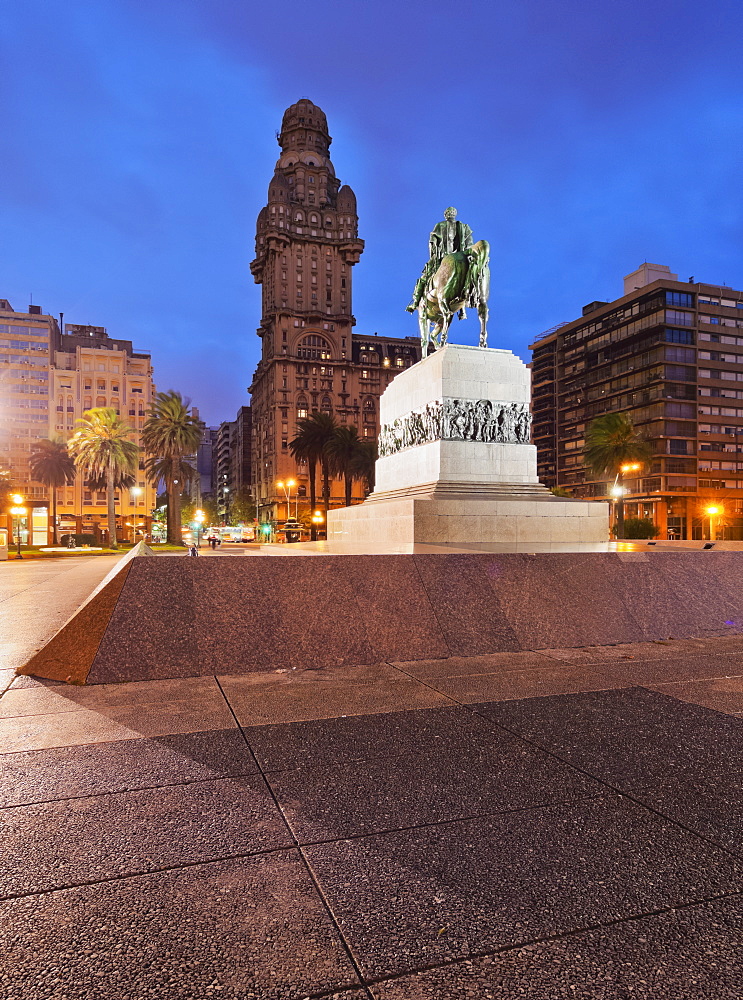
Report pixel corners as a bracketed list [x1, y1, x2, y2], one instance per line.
[60, 533, 97, 547]
[613, 518, 660, 539]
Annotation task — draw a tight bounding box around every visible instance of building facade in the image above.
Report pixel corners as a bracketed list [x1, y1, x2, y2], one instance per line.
[50, 324, 157, 542]
[0, 300, 59, 544]
[248, 99, 420, 524]
[530, 264, 743, 540]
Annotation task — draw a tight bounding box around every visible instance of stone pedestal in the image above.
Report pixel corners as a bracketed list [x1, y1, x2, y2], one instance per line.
[327, 344, 608, 545]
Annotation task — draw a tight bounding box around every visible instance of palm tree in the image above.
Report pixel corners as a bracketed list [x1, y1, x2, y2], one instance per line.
[584, 412, 652, 539]
[350, 439, 377, 497]
[289, 411, 337, 539]
[68, 409, 138, 550]
[29, 437, 76, 546]
[325, 424, 364, 507]
[142, 391, 202, 545]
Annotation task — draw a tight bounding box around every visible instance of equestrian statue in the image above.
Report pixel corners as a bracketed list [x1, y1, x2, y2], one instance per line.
[406, 207, 490, 355]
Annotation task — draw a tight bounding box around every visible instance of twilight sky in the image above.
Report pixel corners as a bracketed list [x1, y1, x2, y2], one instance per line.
[2, 0, 742, 426]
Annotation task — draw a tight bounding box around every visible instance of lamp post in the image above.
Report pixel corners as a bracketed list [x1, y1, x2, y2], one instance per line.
[611, 462, 641, 539]
[10, 494, 26, 559]
[129, 487, 142, 542]
[276, 479, 296, 521]
[311, 509, 324, 539]
[706, 504, 721, 541]
[194, 508, 205, 548]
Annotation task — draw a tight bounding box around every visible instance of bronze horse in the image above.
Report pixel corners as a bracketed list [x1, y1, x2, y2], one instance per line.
[416, 239, 490, 355]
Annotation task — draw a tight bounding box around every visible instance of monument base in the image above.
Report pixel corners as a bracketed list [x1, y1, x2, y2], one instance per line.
[327, 486, 609, 546]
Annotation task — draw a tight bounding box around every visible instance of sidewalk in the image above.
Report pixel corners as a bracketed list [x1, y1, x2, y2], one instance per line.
[0, 629, 742, 997]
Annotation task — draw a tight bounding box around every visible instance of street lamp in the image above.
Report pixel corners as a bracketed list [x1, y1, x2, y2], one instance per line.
[10, 494, 26, 559]
[193, 508, 205, 548]
[311, 509, 324, 537]
[705, 504, 721, 541]
[611, 463, 642, 539]
[276, 478, 296, 520]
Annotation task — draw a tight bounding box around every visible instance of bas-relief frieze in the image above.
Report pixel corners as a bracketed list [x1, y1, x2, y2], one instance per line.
[378, 398, 532, 457]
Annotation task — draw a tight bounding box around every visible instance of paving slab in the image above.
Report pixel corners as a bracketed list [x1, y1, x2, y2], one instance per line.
[0, 775, 290, 898]
[412, 554, 520, 655]
[476, 687, 743, 789]
[392, 650, 568, 678]
[0, 677, 237, 751]
[649, 674, 743, 715]
[305, 794, 743, 980]
[370, 895, 743, 999]
[243, 705, 512, 772]
[596, 655, 743, 689]
[0, 853, 363, 999]
[219, 663, 452, 726]
[418, 662, 613, 703]
[267, 743, 600, 843]
[0, 729, 257, 808]
[646, 554, 742, 637]
[632, 772, 743, 858]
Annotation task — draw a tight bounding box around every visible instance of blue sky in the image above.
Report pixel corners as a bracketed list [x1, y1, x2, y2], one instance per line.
[2, 0, 742, 425]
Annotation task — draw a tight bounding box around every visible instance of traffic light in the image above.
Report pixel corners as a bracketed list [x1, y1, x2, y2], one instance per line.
[260, 523, 271, 536]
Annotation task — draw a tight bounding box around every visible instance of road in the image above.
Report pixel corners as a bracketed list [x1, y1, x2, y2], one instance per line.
[0, 554, 121, 689]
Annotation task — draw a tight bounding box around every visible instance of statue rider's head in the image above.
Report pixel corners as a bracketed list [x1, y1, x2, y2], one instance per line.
[444, 207, 457, 221]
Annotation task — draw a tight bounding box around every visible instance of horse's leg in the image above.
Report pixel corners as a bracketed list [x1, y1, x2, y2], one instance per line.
[418, 306, 428, 356]
[478, 300, 489, 348]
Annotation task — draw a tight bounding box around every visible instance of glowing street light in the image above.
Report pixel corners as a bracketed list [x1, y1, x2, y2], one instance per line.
[193, 508, 205, 548]
[276, 478, 296, 521]
[706, 504, 722, 541]
[10, 494, 26, 559]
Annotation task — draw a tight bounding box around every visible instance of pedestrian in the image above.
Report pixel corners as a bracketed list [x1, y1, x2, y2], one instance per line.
[188, 544, 199, 557]
[210, 536, 217, 550]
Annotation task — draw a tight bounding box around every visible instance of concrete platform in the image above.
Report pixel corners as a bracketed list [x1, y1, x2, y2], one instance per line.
[15, 545, 743, 685]
[1, 635, 742, 997]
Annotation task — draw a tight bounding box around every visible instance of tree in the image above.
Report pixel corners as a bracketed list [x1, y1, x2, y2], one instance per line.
[325, 425, 364, 507]
[230, 485, 256, 525]
[350, 440, 377, 496]
[615, 517, 660, 539]
[550, 485, 572, 498]
[289, 411, 337, 538]
[68, 409, 138, 550]
[29, 438, 76, 546]
[142, 391, 202, 545]
[584, 413, 652, 539]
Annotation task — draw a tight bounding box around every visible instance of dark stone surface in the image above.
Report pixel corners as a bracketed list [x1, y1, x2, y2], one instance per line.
[0, 853, 363, 999]
[475, 686, 743, 789]
[89, 558, 198, 683]
[244, 705, 518, 772]
[633, 772, 743, 857]
[19, 561, 132, 684]
[192, 558, 376, 672]
[339, 555, 449, 661]
[412, 554, 520, 655]
[304, 794, 743, 980]
[267, 743, 599, 842]
[649, 554, 742, 637]
[0, 775, 291, 897]
[599, 556, 706, 641]
[0, 729, 257, 808]
[370, 895, 743, 999]
[489, 554, 647, 649]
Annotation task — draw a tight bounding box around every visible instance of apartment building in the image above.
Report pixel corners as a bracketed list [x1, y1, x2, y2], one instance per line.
[530, 263, 743, 540]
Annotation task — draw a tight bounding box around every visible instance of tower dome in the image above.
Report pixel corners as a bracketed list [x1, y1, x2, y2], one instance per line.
[278, 98, 331, 155]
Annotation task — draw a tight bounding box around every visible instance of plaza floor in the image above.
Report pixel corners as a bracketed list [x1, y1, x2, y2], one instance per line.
[0, 552, 741, 997]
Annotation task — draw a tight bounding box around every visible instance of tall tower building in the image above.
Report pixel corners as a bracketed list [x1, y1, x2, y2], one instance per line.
[249, 99, 420, 524]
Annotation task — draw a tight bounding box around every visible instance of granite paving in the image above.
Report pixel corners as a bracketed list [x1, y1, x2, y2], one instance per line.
[0, 854, 364, 1000]
[476, 686, 743, 789]
[370, 895, 743, 999]
[0, 729, 257, 808]
[3, 557, 743, 998]
[303, 794, 743, 980]
[0, 775, 291, 897]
